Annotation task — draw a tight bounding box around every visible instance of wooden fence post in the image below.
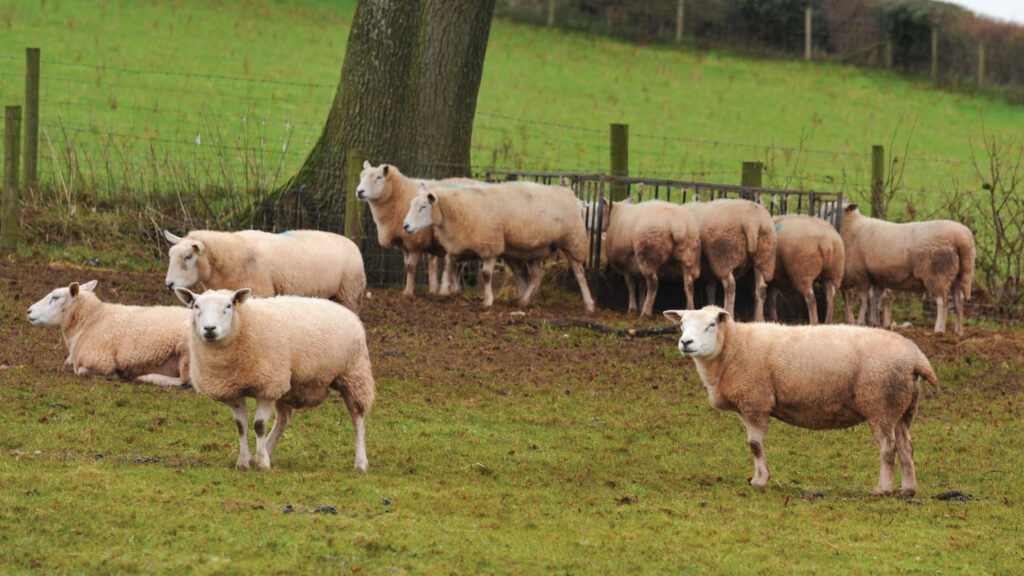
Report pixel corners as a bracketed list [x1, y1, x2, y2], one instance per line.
[804, 6, 812, 61]
[741, 161, 763, 188]
[23, 47, 40, 193]
[884, 40, 893, 69]
[871, 144, 886, 220]
[547, 0, 555, 27]
[676, 0, 685, 44]
[344, 148, 365, 243]
[930, 28, 938, 83]
[977, 40, 985, 89]
[2, 106, 22, 256]
[610, 123, 629, 201]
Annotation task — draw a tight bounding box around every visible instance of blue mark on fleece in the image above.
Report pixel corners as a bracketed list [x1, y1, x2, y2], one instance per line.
[775, 222, 783, 232]
[277, 230, 295, 236]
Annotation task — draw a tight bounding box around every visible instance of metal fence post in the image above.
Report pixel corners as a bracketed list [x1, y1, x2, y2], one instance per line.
[2, 106, 22, 256]
[610, 123, 628, 201]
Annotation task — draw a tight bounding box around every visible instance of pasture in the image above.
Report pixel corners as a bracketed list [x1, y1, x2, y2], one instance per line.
[1, 259, 1022, 574]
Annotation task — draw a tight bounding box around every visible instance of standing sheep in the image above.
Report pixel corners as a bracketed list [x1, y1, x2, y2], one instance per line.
[664, 306, 936, 496]
[164, 229, 366, 313]
[684, 198, 776, 321]
[175, 288, 375, 473]
[600, 198, 702, 316]
[840, 204, 975, 336]
[403, 182, 596, 312]
[27, 280, 190, 387]
[767, 214, 845, 324]
[355, 162, 461, 297]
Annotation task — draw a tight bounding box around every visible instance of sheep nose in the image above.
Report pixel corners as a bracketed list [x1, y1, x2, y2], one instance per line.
[202, 326, 217, 340]
[356, 188, 366, 199]
[403, 223, 412, 233]
[166, 281, 175, 292]
[679, 338, 694, 350]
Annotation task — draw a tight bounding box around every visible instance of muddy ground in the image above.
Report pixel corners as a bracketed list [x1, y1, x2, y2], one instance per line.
[3, 258, 1023, 387]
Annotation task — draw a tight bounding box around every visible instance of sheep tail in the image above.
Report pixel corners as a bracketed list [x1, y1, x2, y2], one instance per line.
[915, 356, 941, 395]
[958, 237, 976, 301]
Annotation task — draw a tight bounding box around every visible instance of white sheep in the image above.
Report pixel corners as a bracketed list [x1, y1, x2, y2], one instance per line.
[839, 204, 975, 336]
[600, 198, 702, 316]
[402, 182, 596, 312]
[175, 288, 375, 473]
[664, 305, 937, 497]
[164, 229, 366, 313]
[27, 280, 190, 387]
[767, 214, 845, 324]
[355, 162, 462, 297]
[684, 198, 776, 321]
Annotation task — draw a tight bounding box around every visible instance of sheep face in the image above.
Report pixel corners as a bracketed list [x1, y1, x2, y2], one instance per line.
[164, 233, 209, 292]
[176, 288, 252, 343]
[27, 280, 98, 326]
[356, 161, 389, 202]
[663, 306, 730, 359]
[403, 190, 439, 234]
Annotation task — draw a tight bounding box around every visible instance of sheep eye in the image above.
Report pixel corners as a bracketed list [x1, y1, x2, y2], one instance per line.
[706, 322, 716, 330]
[50, 295, 59, 302]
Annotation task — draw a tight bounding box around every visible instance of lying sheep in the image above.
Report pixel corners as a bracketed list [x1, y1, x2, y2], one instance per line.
[600, 198, 702, 316]
[164, 229, 366, 313]
[27, 280, 190, 387]
[767, 214, 845, 324]
[684, 198, 776, 321]
[175, 288, 375, 473]
[403, 182, 596, 312]
[664, 306, 936, 497]
[356, 162, 461, 297]
[840, 204, 975, 336]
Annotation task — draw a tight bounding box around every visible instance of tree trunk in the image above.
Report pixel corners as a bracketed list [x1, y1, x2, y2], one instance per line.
[261, 0, 496, 231]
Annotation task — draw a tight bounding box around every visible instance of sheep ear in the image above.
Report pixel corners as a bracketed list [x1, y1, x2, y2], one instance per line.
[164, 230, 183, 244]
[383, 165, 390, 177]
[418, 182, 428, 194]
[191, 241, 206, 254]
[79, 280, 98, 293]
[174, 287, 197, 308]
[845, 203, 858, 213]
[427, 192, 438, 205]
[716, 310, 731, 324]
[69, 282, 80, 297]
[363, 160, 371, 170]
[663, 310, 684, 324]
[232, 288, 253, 306]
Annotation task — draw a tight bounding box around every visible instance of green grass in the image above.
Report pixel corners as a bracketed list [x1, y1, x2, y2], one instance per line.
[2, 278, 1023, 574]
[1, 0, 1022, 219]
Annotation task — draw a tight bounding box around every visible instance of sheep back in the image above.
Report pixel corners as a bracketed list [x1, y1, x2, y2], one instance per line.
[604, 200, 701, 277]
[771, 214, 844, 293]
[685, 199, 776, 281]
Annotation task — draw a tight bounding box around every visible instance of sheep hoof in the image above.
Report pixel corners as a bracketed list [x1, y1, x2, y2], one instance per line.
[870, 487, 892, 497]
[235, 460, 250, 471]
[355, 460, 369, 474]
[894, 488, 917, 499]
[256, 461, 272, 472]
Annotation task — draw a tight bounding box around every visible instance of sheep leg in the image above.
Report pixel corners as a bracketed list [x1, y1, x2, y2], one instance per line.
[824, 282, 837, 324]
[868, 420, 898, 495]
[683, 271, 696, 310]
[641, 272, 659, 318]
[265, 402, 293, 459]
[856, 288, 870, 325]
[893, 419, 917, 498]
[439, 254, 456, 296]
[803, 287, 819, 325]
[480, 258, 497, 307]
[752, 270, 767, 322]
[881, 289, 893, 328]
[568, 258, 596, 313]
[623, 274, 639, 315]
[226, 398, 251, 471]
[427, 254, 440, 295]
[841, 287, 858, 325]
[705, 279, 718, 307]
[517, 260, 546, 306]
[869, 286, 884, 327]
[933, 293, 947, 334]
[722, 273, 737, 317]
[253, 398, 277, 471]
[401, 250, 420, 298]
[767, 288, 778, 322]
[738, 412, 771, 489]
[136, 373, 185, 388]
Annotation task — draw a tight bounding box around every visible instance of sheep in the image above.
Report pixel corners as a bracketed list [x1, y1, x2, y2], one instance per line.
[174, 288, 375, 473]
[402, 182, 596, 312]
[684, 198, 776, 321]
[664, 305, 937, 497]
[355, 162, 462, 297]
[839, 204, 975, 336]
[599, 198, 702, 316]
[26, 280, 190, 388]
[767, 214, 845, 324]
[163, 229, 366, 313]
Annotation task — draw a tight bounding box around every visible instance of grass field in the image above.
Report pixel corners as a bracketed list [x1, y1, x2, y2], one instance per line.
[0, 0, 1021, 214]
[2, 261, 1023, 574]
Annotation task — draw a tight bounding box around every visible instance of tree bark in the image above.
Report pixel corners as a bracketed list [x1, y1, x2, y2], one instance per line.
[262, 0, 496, 231]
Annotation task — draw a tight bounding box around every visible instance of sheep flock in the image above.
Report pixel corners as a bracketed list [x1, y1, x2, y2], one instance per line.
[23, 161, 977, 495]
